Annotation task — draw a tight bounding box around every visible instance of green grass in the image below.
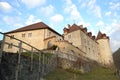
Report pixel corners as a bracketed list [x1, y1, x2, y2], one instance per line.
[45, 67, 119, 80]
[21, 52, 53, 60]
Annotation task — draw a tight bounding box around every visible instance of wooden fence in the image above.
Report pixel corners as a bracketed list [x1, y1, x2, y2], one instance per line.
[0, 32, 57, 80]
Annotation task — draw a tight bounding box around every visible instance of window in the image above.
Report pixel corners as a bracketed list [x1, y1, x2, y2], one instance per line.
[28, 33, 32, 37]
[10, 35, 14, 39]
[47, 31, 51, 37]
[8, 43, 13, 49]
[22, 34, 25, 38]
[68, 35, 71, 39]
[49, 32, 51, 36]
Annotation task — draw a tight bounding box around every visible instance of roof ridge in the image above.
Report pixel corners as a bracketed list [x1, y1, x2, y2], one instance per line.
[5, 22, 61, 36]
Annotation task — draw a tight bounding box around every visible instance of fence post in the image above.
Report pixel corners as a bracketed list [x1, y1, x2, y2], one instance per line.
[42, 53, 44, 76]
[38, 52, 41, 80]
[30, 47, 33, 71]
[0, 35, 5, 63]
[15, 41, 22, 80]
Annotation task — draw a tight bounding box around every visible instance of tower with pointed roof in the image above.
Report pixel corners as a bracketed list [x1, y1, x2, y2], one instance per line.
[96, 31, 114, 67]
[63, 24, 114, 67]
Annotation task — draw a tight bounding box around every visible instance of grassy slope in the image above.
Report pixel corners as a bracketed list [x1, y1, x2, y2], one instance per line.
[45, 67, 119, 80]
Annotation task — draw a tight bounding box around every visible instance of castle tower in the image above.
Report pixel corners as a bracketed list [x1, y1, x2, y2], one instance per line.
[96, 31, 114, 67]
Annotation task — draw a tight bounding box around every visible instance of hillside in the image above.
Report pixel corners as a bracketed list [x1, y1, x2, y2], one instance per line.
[45, 67, 119, 80]
[0, 51, 118, 80]
[113, 48, 120, 70]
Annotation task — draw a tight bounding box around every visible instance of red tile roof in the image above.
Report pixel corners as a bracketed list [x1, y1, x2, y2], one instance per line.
[96, 31, 102, 40]
[81, 27, 87, 33]
[87, 32, 92, 37]
[64, 24, 110, 41]
[5, 22, 61, 36]
[96, 31, 109, 40]
[63, 24, 81, 33]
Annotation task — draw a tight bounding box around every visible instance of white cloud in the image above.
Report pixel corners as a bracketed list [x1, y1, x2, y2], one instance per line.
[78, 0, 87, 8]
[64, 0, 93, 32]
[2, 15, 41, 30]
[79, 0, 102, 18]
[50, 14, 64, 24]
[111, 40, 120, 52]
[14, 23, 23, 28]
[3, 16, 20, 25]
[94, 6, 102, 18]
[41, 5, 54, 16]
[0, 2, 12, 13]
[2, 16, 23, 29]
[70, 5, 82, 20]
[64, 0, 73, 13]
[102, 21, 120, 36]
[96, 21, 104, 27]
[87, 0, 102, 18]
[64, 0, 83, 21]
[25, 15, 41, 25]
[66, 0, 72, 5]
[110, 2, 120, 10]
[110, 21, 120, 52]
[21, 0, 46, 8]
[105, 11, 111, 16]
[78, 21, 91, 27]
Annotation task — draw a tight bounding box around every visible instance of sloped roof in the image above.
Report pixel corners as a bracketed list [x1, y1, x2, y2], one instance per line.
[64, 24, 81, 33]
[69, 24, 81, 32]
[96, 31, 103, 40]
[5, 22, 61, 36]
[96, 31, 109, 40]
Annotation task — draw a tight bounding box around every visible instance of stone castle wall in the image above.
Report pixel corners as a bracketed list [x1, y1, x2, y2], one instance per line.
[97, 39, 114, 67]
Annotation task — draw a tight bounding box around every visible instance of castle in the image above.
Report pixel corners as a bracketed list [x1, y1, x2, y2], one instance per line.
[3, 22, 114, 67]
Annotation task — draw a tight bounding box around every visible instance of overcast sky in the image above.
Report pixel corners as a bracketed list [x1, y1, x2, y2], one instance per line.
[0, 0, 120, 52]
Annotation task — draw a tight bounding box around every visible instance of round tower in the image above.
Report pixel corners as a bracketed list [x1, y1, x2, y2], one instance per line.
[96, 31, 114, 67]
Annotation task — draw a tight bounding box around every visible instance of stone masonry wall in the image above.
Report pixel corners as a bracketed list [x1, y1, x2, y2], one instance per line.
[0, 52, 57, 80]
